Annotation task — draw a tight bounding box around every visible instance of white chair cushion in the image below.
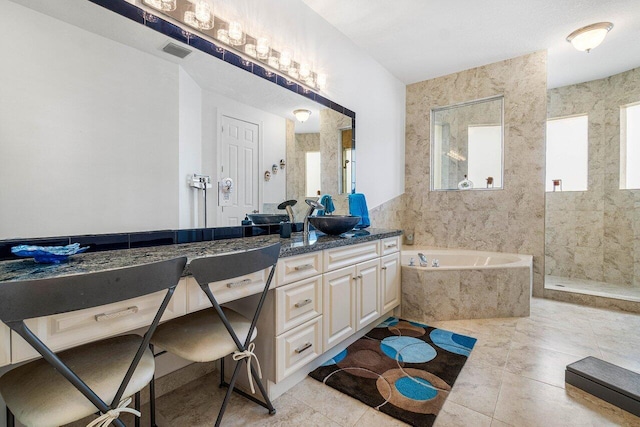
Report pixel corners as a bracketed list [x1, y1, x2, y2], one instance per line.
[0, 334, 154, 427]
[151, 307, 257, 362]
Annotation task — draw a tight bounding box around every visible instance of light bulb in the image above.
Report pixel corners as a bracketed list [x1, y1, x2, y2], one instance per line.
[256, 37, 270, 60]
[229, 21, 245, 46]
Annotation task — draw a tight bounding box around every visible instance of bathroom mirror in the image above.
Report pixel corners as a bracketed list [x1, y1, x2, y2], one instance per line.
[431, 96, 504, 191]
[0, 0, 355, 239]
[285, 108, 354, 221]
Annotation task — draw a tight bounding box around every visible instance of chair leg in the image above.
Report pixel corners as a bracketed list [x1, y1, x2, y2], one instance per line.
[215, 358, 244, 427]
[6, 407, 15, 427]
[150, 374, 157, 427]
[219, 356, 225, 388]
[134, 392, 141, 427]
[250, 364, 276, 415]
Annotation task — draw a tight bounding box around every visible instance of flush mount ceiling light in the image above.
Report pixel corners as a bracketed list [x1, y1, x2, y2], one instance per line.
[566, 22, 613, 53]
[293, 109, 312, 123]
[141, 0, 327, 91]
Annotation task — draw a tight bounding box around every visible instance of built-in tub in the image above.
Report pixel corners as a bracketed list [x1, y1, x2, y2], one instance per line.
[401, 248, 533, 321]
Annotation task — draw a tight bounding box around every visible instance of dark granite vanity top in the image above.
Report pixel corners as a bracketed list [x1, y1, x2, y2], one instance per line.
[0, 229, 402, 283]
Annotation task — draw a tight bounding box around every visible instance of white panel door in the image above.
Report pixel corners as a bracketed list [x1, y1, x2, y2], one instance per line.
[323, 266, 356, 351]
[356, 258, 380, 331]
[220, 115, 259, 226]
[380, 252, 401, 313]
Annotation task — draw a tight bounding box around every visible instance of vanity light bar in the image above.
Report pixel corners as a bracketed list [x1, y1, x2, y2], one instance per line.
[140, 0, 326, 91]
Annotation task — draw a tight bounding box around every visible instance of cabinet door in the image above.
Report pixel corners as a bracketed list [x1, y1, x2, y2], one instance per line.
[323, 266, 356, 351]
[381, 252, 401, 313]
[356, 258, 381, 331]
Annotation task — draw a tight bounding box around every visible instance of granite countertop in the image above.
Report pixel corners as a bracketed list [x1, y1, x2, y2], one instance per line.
[0, 229, 402, 283]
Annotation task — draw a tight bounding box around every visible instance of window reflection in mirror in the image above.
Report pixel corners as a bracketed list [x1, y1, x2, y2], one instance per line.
[339, 128, 353, 194]
[306, 152, 321, 197]
[431, 96, 504, 190]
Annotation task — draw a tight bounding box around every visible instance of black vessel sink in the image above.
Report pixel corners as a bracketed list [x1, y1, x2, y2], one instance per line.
[307, 215, 361, 235]
[247, 214, 289, 225]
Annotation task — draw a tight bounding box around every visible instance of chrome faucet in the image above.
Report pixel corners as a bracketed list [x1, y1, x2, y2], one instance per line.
[277, 199, 297, 223]
[418, 253, 428, 267]
[303, 198, 325, 237]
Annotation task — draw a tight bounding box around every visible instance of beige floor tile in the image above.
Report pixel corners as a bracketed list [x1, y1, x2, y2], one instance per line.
[353, 407, 409, 427]
[286, 376, 368, 426]
[493, 372, 630, 427]
[596, 334, 640, 374]
[489, 418, 513, 427]
[505, 342, 583, 388]
[512, 318, 601, 358]
[447, 360, 504, 417]
[433, 400, 492, 427]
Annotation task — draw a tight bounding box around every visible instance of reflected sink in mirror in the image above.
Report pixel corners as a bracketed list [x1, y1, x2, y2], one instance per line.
[247, 214, 289, 225]
[308, 215, 361, 235]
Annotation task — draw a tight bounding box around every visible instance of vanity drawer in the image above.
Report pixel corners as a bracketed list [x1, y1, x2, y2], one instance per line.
[381, 236, 401, 256]
[12, 278, 188, 363]
[186, 267, 275, 313]
[276, 276, 322, 335]
[276, 252, 323, 287]
[276, 316, 322, 383]
[323, 241, 379, 272]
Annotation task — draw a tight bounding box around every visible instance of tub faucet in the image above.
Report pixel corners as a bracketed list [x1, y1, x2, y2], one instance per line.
[409, 257, 415, 266]
[418, 253, 428, 267]
[432, 259, 440, 268]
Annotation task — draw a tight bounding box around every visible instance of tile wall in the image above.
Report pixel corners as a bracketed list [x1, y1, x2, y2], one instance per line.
[546, 67, 640, 287]
[372, 52, 548, 296]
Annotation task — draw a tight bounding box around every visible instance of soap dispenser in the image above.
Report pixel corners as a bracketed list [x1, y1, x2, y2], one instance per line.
[242, 215, 253, 237]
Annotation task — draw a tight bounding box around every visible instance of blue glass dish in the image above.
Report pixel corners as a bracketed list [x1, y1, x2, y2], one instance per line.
[11, 243, 89, 264]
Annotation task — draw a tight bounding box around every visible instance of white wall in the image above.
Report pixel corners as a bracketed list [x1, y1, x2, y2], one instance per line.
[178, 68, 204, 228]
[191, 0, 406, 209]
[0, 1, 179, 239]
[201, 90, 287, 226]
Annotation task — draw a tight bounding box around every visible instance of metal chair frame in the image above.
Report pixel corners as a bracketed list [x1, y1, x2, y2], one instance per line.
[0, 257, 187, 427]
[149, 243, 280, 427]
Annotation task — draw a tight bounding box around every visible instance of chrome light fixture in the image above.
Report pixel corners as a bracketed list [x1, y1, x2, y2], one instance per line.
[141, 0, 326, 91]
[293, 109, 312, 123]
[567, 22, 613, 53]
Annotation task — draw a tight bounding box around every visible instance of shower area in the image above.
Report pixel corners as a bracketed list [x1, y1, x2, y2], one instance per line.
[544, 67, 640, 306]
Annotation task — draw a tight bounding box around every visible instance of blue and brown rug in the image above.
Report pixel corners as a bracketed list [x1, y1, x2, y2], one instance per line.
[309, 317, 477, 426]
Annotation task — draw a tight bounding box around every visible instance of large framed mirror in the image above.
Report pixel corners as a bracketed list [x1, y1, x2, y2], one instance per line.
[0, 0, 355, 239]
[431, 96, 504, 191]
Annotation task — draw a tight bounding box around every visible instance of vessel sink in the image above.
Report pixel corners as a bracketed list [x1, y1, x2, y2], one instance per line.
[307, 215, 361, 235]
[247, 214, 289, 225]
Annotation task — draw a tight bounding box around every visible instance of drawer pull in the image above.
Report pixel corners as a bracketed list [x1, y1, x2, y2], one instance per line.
[95, 306, 138, 322]
[381, 266, 388, 270]
[384, 242, 398, 248]
[294, 264, 314, 271]
[227, 278, 252, 288]
[294, 298, 313, 308]
[295, 342, 313, 354]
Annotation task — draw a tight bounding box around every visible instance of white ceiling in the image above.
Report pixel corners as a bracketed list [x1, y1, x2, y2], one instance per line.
[302, 0, 640, 88]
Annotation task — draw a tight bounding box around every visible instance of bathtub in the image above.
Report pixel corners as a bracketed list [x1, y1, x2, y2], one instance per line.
[401, 248, 532, 322]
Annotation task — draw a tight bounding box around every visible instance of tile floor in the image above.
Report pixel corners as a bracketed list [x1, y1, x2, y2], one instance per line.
[149, 297, 640, 427]
[546, 275, 640, 302]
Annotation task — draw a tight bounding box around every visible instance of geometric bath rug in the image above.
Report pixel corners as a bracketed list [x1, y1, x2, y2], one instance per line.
[309, 317, 477, 426]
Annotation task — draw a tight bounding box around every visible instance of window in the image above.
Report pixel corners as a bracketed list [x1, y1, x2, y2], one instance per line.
[305, 151, 321, 197]
[621, 103, 640, 189]
[468, 125, 502, 188]
[546, 115, 588, 192]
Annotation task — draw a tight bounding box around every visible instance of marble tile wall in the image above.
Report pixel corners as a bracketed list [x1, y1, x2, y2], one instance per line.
[546, 67, 640, 287]
[403, 52, 548, 296]
[401, 266, 531, 322]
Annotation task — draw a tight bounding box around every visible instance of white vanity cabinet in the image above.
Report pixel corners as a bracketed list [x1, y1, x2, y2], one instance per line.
[356, 258, 382, 331]
[322, 266, 357, 351]
[380, 252, 401, 313]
